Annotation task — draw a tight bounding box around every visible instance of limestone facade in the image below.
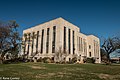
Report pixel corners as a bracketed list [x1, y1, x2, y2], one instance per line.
[22, 17, 101, 63]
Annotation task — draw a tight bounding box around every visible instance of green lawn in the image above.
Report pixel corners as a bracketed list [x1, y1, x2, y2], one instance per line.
[0, 63, 120, 80]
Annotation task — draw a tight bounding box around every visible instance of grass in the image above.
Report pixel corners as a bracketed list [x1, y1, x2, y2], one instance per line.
[0, 63, 120, 80]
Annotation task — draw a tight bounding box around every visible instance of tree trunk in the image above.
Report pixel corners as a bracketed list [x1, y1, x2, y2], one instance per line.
[0, 60, 3, 64]
[106, 53, 111, 64]
[0, 57, 3, 64]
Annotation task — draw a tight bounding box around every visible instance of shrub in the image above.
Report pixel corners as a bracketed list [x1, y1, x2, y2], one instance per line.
[0, 57, 3, 64]
[37, 57, 43, 62]
[66, 61, 73, 64]
[50, 59, 54, 63]
[86, 57, 96, 63]
[56, 62, 60, 64]
[3, 57, 27, 64]
[83, 58, 87, 63]
[60, 61, 66, 64]
[37, 57, 54, 63]
[72, 57, 77, 63]
[66, 57, 77, 64]
[68, 57, 77, 64]
[42, 57, 51, 63]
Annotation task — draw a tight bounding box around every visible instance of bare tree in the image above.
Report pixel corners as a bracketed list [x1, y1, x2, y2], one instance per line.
[102, 37, 120, 63]
[54, 47, 68, 63]
[0, 25, 11, 59]
[0, 20, 21, 63]
[100, 48, 107, 62]
[113, 37, 120, 49]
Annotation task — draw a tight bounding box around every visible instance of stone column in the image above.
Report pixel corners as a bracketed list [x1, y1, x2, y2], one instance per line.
[70, 29, 73, 55]
[38, 30, 41, 54]
[61, 27, 64, 51]
[49, 26, 53, 54]
[29, 33, 32, 56]
[66, 28, 68, 53]
[33, 32, 36, 54]
[74, 31, 78, 55]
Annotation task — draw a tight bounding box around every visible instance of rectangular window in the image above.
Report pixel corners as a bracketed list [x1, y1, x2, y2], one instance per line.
[81, 38, 83, 52]
[89, 45, 91, 49]
[27, 33, 31, 54]
[73, 31, 75, 54]
[79, 37, 80, 51]
[52, 26, 56, 53]
[52, 57, 54, 61]
[46, 28, 50, 53]
[94, 41, 96, 55]
[31, 32, 35, 54]
[36, 31, 39, 53]
[41, 29, 44, 53]
[23, 34, 28, 54]
[77, 36, 79, 51]
[83, 39, 86, 53]
[23, 36, 26, 54]
[64, 27, 66, 52]
[84, 41, 87, 55]
[68, 29, 71, 54]
[69, 58, 71, 61]
[89, 52, 91, 57]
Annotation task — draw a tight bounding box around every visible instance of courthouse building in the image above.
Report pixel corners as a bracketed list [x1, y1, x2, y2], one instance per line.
[23, 17, 101, 63]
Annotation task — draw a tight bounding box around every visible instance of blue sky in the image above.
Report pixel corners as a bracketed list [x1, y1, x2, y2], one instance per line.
[0, 0, 120, 44]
